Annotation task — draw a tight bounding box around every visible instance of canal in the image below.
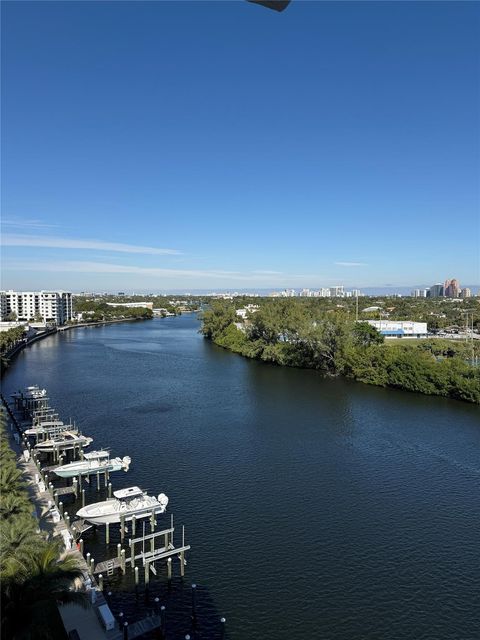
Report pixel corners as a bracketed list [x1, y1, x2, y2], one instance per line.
[3, 315, 479, 639]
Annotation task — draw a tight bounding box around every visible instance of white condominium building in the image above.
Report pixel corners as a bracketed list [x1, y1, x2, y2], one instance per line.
[0, 290, 73, 325]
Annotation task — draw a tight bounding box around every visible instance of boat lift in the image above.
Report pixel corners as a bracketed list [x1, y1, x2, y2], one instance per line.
[92, 514, 191, 585]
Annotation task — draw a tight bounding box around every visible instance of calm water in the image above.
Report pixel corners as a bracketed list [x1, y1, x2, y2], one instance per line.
[3, 315, 480, 639]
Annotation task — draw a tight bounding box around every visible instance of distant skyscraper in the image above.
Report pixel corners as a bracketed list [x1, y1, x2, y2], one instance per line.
[428, 283, 444, 297]
[460, 288, 472, 298]
[444, 278, 460, 298]
[329, 286, 344, 297]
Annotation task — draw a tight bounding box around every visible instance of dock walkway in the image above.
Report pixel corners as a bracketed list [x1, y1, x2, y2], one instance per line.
[1, 395, 165, 640]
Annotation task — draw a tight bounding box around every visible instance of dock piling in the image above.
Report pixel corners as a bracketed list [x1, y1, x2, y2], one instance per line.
[120, 515, 125, 542]
[220, 617, 226, 639]
[120, 549, 126, 573]
[79, 539, 84, 555]
[105, 522, 110, 545]
[123, 621, 129, 640]
[82, 489, 85, 507]
[130, 539, 135, 567]
[191, 583, 197, 622]
[108, 482, 112, 498]
[96, 471, 100, 491]
[167, 557, 172, 581]
[134, 566, 139, 586]
[98, 574, 104, 591]
[117, 543, 122, 560]
[59, 501, 63, 516]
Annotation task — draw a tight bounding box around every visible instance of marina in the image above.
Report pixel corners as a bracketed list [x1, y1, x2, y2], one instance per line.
[1, 379, 227, 639]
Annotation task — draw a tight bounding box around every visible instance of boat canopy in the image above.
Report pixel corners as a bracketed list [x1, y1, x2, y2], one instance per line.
[84, 450, 110, 460]
[113, 486, 144, 500]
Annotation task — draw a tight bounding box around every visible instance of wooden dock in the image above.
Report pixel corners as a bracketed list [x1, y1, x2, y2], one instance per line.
[1, 391, 198, 639]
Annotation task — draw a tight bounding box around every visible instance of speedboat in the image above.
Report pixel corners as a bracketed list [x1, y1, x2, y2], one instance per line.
[25, 421, 68, 436]
[76, 486, 169, 525]
[34, 431, 93, 452]
[54, 451, 131, 478]
[12, 386, 47, 400]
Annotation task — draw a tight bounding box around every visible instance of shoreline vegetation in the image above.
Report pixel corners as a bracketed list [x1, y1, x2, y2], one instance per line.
[201, 299, 480, 404]
[0, 410, 87, 639]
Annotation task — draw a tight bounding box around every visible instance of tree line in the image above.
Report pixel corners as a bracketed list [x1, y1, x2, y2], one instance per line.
[0, 326, 26, 355]
[201, 299, 480, 404]
[72, 299, 154, 322]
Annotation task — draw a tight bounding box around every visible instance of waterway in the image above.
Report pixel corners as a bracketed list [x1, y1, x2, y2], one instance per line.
[3, 315, 479, 639]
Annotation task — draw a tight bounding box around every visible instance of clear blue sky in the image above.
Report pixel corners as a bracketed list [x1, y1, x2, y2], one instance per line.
[2, 0, 479, 292]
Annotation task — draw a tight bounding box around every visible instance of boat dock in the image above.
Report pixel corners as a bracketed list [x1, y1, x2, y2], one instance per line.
[0, 392, 169, 640]
[0, 387, 232, 640]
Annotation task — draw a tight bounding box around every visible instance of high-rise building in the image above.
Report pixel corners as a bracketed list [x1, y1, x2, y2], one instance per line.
[317, 288, 331, 297]
[329, 286, 345, 298]
[411, 289, 428, 298]
[444, 278, 460, 298]
[428, 283, 444, 298]
[0, 290, 73, 324]
[460, 288, 472, 298]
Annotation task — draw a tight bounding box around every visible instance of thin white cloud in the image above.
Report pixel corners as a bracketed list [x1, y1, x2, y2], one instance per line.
[252, 270, 283, 275]
[5, 260, 319, 283]
[335, 261, 367, 267]
[2, 219, 60, 230]
[2, 234, 181, 256]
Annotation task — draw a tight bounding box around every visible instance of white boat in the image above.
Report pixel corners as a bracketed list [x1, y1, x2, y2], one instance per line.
[76, 486, 169, 525]
[54, 451, 131, 478]
[25, 421, 68, 436]
[34, 431, 93, 452]
[12, 386, 47, 400]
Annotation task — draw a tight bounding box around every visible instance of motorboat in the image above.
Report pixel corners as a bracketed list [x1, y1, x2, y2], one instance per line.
[54, 451, 132, 478]
[34, 431, 93, 452]
[12, 386, 47, 400]
[25, 420, 68, 436]
[76, 486, 169, 525]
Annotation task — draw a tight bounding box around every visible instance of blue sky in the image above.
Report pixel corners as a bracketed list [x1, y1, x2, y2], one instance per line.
[2, 0, 479, 292]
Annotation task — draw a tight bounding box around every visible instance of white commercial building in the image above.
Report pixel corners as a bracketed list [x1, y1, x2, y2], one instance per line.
[0, 291, 73, 325]
[366, 320, 428, 338]
[106, 302, 153, 310]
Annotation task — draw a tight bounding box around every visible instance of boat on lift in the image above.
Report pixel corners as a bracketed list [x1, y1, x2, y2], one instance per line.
[34, 431, 93, 453]
[24, 420, 69, 436]
[54, 451, 132, 478]
[11, 386, 47, 400]
[76, 486, 169, 525]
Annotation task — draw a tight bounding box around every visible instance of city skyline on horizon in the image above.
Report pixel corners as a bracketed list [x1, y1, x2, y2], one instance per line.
[2, 2, 479, 291]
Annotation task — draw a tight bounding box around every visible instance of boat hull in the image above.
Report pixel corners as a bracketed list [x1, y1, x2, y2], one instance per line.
[76, 505, 165, 525]
[54, 462, 124, 478]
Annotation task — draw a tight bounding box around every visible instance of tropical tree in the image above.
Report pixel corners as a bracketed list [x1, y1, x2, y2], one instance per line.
[0, 493, 34, 522]
[0, 464, 26, 495]
[1, 541, 89, 639]
[352, 321, 385, 347]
